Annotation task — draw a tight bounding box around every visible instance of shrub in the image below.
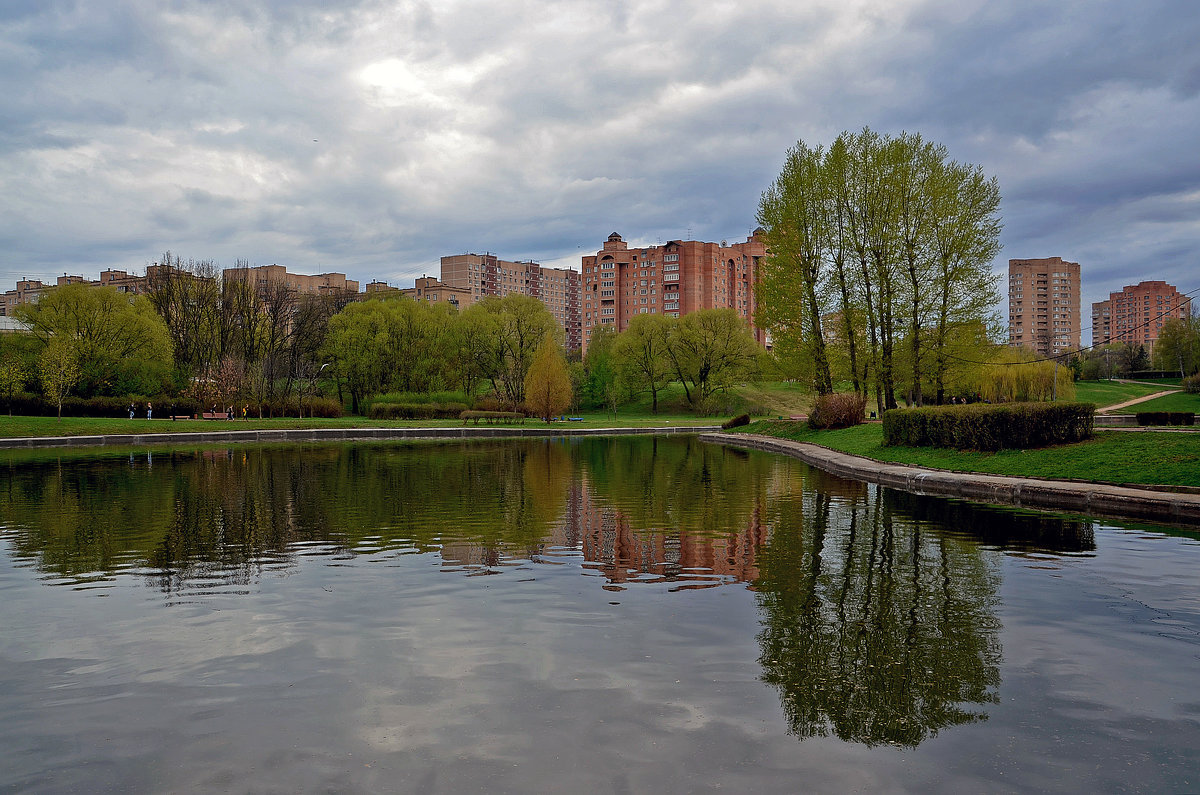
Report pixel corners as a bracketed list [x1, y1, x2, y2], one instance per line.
[721, 413, 750, 430]
[808, 393, 867, 430]
[883, 402, 1095, 451]
[1183, 374, 1200, 394]
[369, 402, 468, 420]
[460, 410, 524, 424]
[1135, 411, 1195, 426]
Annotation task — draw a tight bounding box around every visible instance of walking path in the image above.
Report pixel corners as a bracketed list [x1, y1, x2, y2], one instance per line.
[1098, 389, 1181, 413]
[701, 432, 1200, 527]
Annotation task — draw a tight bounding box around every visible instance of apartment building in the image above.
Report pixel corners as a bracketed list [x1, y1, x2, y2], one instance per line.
[1, 269, 151, 316]
[1007, 257, 1081, 358]
[1090, 280, 1190, 351]
[399, 276, 475, 310]
[221, 264, 359, 298]
[440, 254, 582, 350]
[579, 231, 766, 352]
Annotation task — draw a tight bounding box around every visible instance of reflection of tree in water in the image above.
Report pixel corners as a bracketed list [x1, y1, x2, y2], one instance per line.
[755, 473, 1003, 748]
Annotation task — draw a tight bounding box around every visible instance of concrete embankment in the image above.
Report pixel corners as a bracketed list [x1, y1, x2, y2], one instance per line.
[701, 432, 1200, 527]
[0, 424, 720, 449]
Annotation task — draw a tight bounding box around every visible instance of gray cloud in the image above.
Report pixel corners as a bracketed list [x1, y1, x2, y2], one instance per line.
[0, 0, 1196, 314]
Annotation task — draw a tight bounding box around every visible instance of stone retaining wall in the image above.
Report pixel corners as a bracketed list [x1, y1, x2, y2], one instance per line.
[701, 432, 1200, 527]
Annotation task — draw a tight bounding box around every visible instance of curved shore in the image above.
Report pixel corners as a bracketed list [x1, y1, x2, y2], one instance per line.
[701, 432, 1200, 528]
[0, 424, 720, 449]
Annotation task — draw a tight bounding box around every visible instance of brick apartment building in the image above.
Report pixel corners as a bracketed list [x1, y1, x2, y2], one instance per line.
[398, 276, 475, 310]
[579, 231, 766, 352]
[221, 264, 359, 297]
[2, 269, 149, 316]
[1007, 257, 1081, 358]
[440, 254, 582, 350]
[1090, 280, 1190, 351]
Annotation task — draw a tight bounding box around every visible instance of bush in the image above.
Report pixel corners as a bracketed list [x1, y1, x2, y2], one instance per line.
[1135, 411, 1195, 426]
[369, 402, 468, 420]
[808, 393, 867, 430]
[883, 402, 1095, 451]
[1183, 374, 1200, 394]
[460, 410, 525, 424]
[721, 413, 750, 430]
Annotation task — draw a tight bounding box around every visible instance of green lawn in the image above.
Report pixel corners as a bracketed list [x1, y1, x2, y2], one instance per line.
[1072, 380, 1174, 408]
[1124, 391, 1200, 413]
[0, 412, 722, 439]
[733, 420, 1200, 488]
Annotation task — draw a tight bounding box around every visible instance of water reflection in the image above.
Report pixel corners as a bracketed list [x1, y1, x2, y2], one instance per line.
[0, 437, 1116, 751]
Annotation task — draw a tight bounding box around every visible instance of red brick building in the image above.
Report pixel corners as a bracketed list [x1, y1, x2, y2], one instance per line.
[1091, 280, 1190, 351]
[579, 231, 766, 352]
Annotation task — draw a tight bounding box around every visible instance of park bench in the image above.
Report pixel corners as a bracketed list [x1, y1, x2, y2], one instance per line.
[169, 415, 191, 421]
[201, 412, 230, 420]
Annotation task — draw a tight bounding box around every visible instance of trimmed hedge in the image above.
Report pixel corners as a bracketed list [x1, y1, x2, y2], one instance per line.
[370, 402, 469, 420]
[882, 402, 1096, 451]
[721, 413, 751, 430]
[808, 393, 867, 430]
[1135, 411, 1195, 426]
[460, 410, 524, 424]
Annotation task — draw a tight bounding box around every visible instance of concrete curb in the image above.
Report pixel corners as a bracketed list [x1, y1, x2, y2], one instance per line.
[700, 432, 1200, 528]
[0, 425, 721, 449]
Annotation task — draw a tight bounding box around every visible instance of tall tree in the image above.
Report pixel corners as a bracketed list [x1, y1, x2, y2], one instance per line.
[523, 336, 573, 422]
[612, 314, 673, 413]
[39, 337, 80, 420]
[664, 309, 761, 407]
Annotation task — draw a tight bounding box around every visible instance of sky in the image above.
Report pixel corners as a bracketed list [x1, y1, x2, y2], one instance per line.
[2, 0, 1198, 317]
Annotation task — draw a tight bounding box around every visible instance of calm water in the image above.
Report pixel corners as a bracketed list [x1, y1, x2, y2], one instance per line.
[1, 436, 1197, 793]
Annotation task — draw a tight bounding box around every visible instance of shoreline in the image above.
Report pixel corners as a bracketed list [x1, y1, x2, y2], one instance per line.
[701, 432, 1200, 528]
[0, 424, 721, 449]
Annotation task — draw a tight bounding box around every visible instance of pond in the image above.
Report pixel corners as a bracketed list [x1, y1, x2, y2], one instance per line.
[1, 436, 1197, 793]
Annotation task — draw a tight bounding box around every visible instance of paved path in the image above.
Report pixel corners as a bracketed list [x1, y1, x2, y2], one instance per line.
[1099, 389, 1181, 413]
[701, 432, 1200, 527]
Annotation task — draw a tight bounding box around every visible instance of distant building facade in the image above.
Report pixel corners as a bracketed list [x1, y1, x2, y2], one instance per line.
[399, 276, 475, 310]
[440, 254, 582, 350]
[1007, 257, 1081, 358]
[579, 232, 766, 352]
[221, 264, 359, 297]
[1090, 280, 1190, 351]
[1, 270, 152, 316]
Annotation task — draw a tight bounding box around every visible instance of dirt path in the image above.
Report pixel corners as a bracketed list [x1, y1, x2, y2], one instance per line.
[1099, 389, 1182, 413]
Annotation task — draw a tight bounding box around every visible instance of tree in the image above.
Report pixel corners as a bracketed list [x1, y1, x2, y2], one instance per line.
[467, 295, 559, 407]
[39, 337, 80, 420]
[523, 336, 573, 422]
[756, 128, 1001, 411]
[0, 355, 27, 416]
[16, 283, 173, 397]
[664, 309, 761, 407]
[612, 314, 673, 413]
[1152, 313, 1200, 376]
[581, 326, 621, 412]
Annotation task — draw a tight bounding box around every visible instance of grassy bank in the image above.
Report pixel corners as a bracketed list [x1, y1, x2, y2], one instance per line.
[0, 412, 722, 439]
[1122, 391, 1200, 413]
[1072, 380, 1174, 407]
[732, 420, 1200, 488]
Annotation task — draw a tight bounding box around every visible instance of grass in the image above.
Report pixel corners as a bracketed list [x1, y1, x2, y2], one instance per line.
[1125, 391, 1200, 413]
[1072, 379, 1174, 408]
[0, 411, 724, 439]
[733, 420, 1200, 488]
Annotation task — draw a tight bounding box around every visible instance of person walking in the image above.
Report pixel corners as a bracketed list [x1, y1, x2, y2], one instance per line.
[128, 403, 135, 420]
[146, 402, 152, 420]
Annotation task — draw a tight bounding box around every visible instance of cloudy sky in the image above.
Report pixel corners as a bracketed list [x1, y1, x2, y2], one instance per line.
[2, 0, 1197, 315]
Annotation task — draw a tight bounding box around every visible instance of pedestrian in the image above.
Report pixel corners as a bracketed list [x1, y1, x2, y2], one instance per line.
[128, 403, 135, 420]
[242, 404, 248, 420]
[146, 402, 152, 420]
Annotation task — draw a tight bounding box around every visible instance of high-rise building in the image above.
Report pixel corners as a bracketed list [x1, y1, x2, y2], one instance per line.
[1007, 257, 1080, 358]
[440, 254, 582, 350]
[1090, 281, 1189, 351]
[579, 231, 766, 352]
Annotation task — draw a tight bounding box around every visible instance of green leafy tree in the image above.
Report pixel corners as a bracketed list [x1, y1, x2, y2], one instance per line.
[16, 283, 173, 397]
[664, 309, 761, 407]
[0, 355, 28, 415]
[467, 295, 559, 407]
[523, 336, 573, 422]
[1152, 313, 1200, 376]
[39, 337, 80, 420]
[612, 314, 673, 413]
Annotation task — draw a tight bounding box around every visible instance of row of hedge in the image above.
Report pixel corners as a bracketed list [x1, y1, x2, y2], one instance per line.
[882, 402, 1096, 451]
[1135, 411, 1195, 426]
[369, 402, 470, 420]
[0, 393, 343, 419]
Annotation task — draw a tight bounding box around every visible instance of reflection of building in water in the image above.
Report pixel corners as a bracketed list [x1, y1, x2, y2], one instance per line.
[576, 477, 768, 590]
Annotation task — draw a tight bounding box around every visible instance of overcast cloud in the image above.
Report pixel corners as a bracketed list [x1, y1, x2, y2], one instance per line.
[2, 0, 1197, 314]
